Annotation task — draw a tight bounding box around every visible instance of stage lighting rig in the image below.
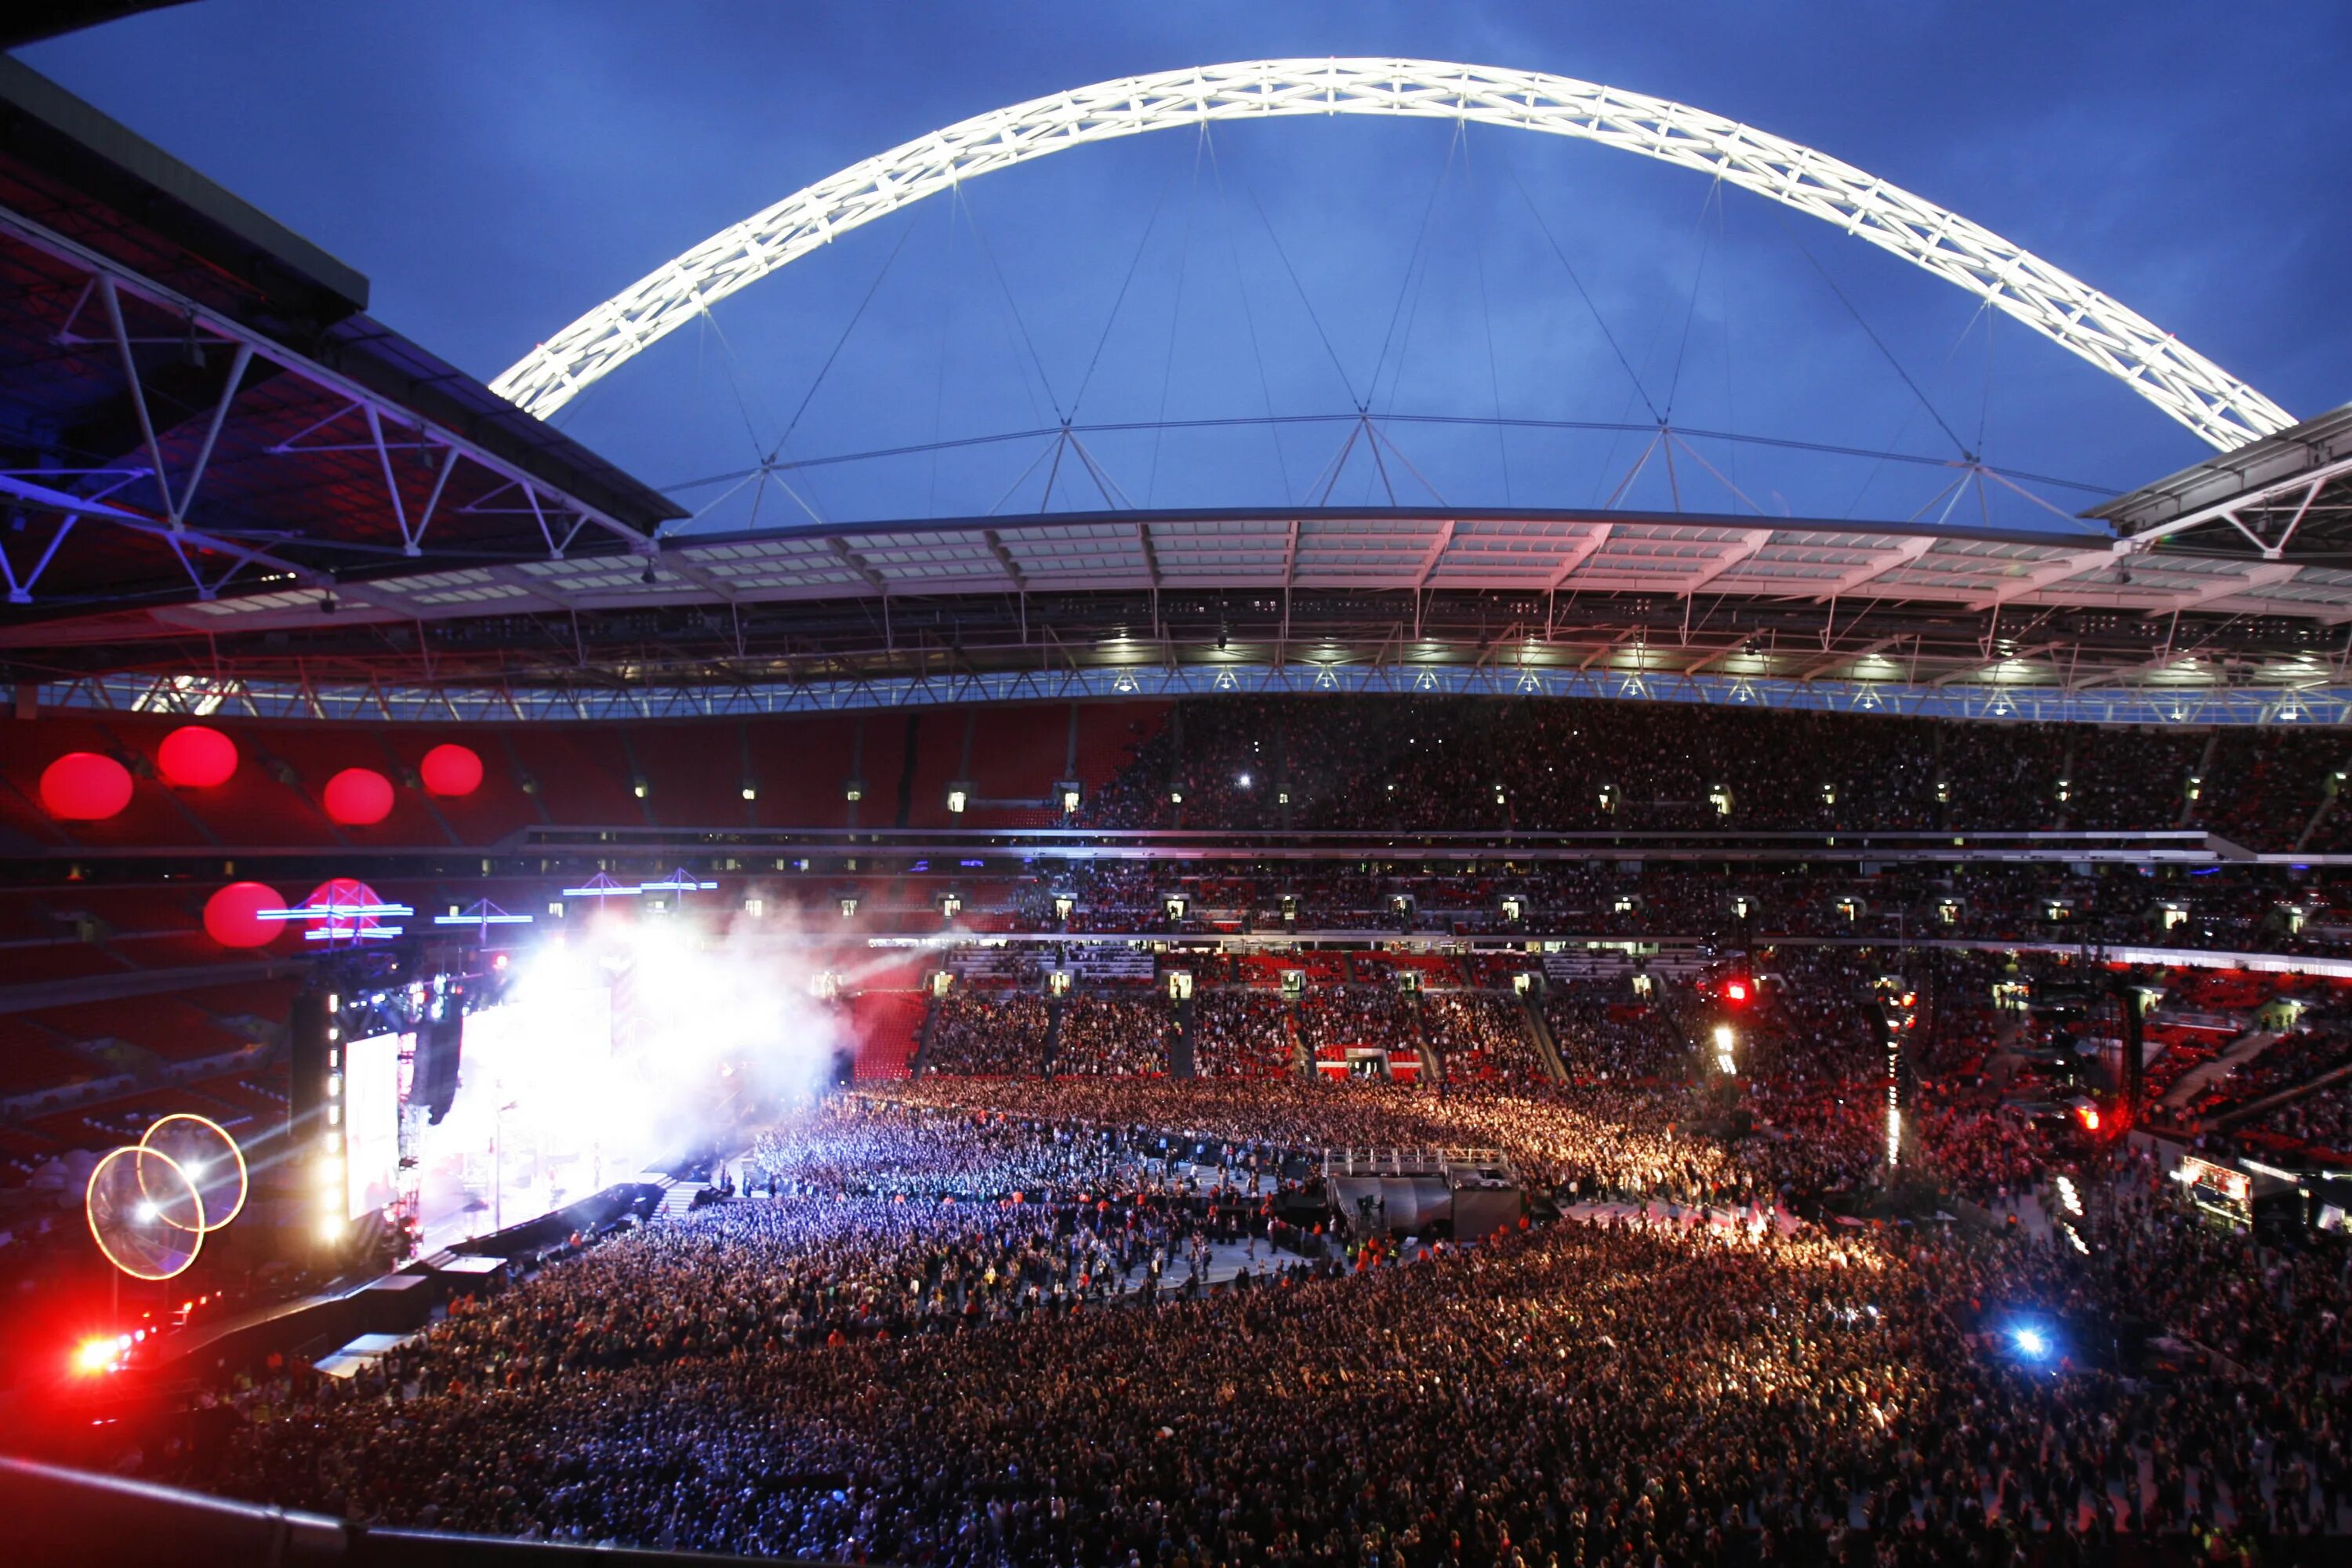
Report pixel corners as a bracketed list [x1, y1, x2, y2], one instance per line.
[1873, 975, 1918, 1169]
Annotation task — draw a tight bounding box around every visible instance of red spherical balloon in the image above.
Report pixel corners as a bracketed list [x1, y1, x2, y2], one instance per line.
[157, 725, 238, 789]
[322, 768, 394, 826]
[419, 742, 484, 797]
[202, 881, 283, 949]
[39, 752, 133, 821]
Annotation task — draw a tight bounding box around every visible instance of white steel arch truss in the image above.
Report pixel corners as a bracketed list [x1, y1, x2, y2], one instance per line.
[492, 58, 2292, 452]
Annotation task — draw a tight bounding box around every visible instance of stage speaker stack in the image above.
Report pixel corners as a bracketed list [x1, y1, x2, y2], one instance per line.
[288, 988, 334, 1139]
[414, 1013, 464, 1125]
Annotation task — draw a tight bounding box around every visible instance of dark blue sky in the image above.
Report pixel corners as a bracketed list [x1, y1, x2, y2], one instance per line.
[22, 2, 2350, 535]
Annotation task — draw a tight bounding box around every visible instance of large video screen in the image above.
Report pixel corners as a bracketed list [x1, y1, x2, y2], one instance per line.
[343, 1031, 404, 1220]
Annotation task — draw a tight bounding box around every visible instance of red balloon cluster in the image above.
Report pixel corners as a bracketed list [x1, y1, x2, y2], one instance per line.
[41, 730, 489, 829]
[157, 725, 238, 789]
[419, 742, 483, 797]
[39, 753, 133, 821]
[323, 768, 395, 826]
[201, 882, 284, 949]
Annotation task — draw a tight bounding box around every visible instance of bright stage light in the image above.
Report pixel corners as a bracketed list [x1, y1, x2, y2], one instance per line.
[73, 1338, 118, 1375]
[2011, 1326, 2050, 1360]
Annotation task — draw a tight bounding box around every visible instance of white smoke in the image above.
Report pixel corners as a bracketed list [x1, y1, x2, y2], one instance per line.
[599, 894, 856, 1161]
[430, 892, 882, 1210]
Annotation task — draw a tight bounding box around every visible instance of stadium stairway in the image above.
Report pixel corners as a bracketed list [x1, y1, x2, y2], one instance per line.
[1405, 995, 1441, 1083]
[2207, 1055, 2352, 1130]
[907, 993, 942, 1076]
[1520, 994, 1570, 1083]
[1038, 995, 1066, 1075]
[1167, 993, 1196, 1079]
[2162, 1030, 2279, 1111]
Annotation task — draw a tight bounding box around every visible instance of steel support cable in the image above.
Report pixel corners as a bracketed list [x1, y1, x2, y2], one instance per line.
[1201, 125, 1294, 505]
[1769, 203, 1970, 459]
[691, 307, 824, 530]
[1461, 130, 1515, 506]
[1070, 144, 1192, 419]
[953, 183, 1058, 426]
[1145, 128, 1208, 507]
[1501, 154, 1661, 423]
[1838, 299, 1991, 521]
[735, 205, 924, 533]
[771, 203, 923, 463]
[1355, 131, 1458, 505]
[1661, 179, 1726, 423]
[695, 307, 777, 469]
[1364, 119, 1464, 420]
[652, 411, 2119, 499]
[926, 178, 963, 519]
[1711, 181, 1740, 508]
[1245, 185, 1360, 408]
[1594, 173, 1726, 506]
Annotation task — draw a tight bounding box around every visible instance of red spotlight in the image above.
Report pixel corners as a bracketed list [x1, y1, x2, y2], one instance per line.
[72, 1338, 117, 1375]
[1724, 978, 1750, 1004]
[2078, 1105, 2102, 1133]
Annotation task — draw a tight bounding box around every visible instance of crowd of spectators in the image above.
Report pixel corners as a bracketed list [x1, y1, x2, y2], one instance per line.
[1421, 990, 1548, 1083]
[921, 989, 1052, 1076]
[163, 1072, 2352, 1561]
[1291, 984, 1415, 1067]
[2186, 1026, 2352, 1120]
[2255, 1076, 2352, 1158]
[1006, 855, 2344, 957]
[1054, 993, 1171, 1076]
[1188, 989, 1296, 1079]
[1542, 982, 1690, 1082]
[75, 884, 2352, 1564]
[1071, 696, 2352, 849]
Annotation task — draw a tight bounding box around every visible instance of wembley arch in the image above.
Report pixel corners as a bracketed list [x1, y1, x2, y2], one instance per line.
[492, 58, 2293, 452]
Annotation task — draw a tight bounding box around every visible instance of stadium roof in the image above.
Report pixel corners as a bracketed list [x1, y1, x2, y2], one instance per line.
[2, 60, 2350, 724]
[0, 56, 683, 615]
[2092, 400, 2352, 564]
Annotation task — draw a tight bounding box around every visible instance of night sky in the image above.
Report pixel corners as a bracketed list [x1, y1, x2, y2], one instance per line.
[23, 2, 2350, 535]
